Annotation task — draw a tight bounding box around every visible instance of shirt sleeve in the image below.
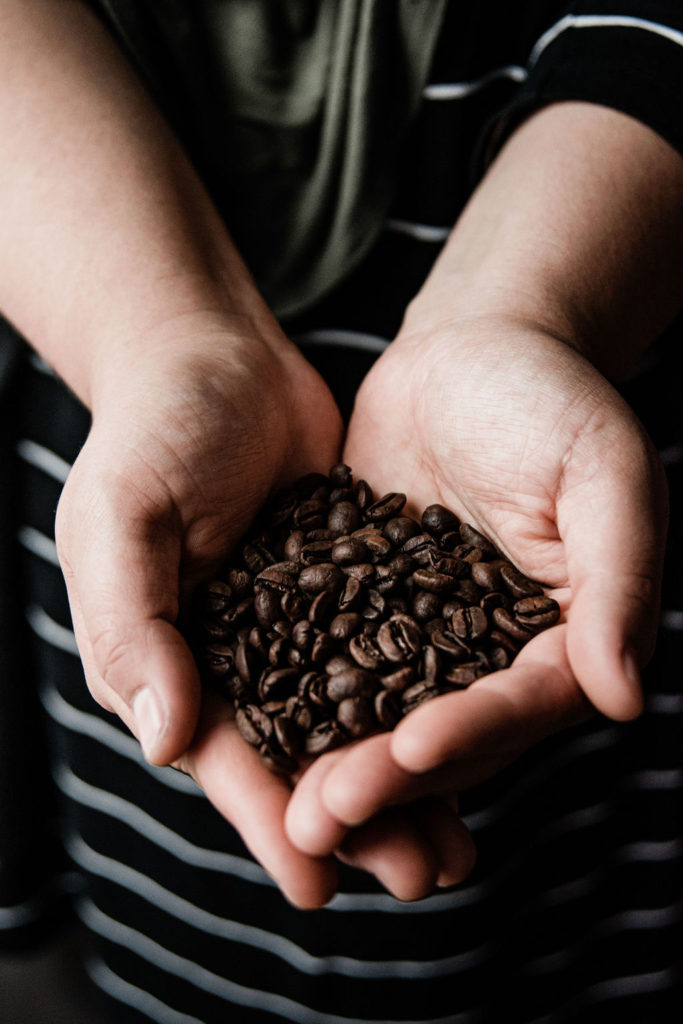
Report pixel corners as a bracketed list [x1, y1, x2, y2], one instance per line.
[482, 1, 683, 165]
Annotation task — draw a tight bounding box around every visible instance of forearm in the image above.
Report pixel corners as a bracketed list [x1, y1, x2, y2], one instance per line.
[403, 101, 683, 378]
[0, 0, 277, 408]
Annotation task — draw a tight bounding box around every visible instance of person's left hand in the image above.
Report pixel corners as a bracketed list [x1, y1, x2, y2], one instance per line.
[284, 314, 666, 899]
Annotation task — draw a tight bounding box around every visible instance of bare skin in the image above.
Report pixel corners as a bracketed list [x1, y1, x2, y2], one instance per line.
[2, 3, 683, 905]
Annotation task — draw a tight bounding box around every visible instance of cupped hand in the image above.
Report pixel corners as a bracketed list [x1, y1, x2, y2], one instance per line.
[55, 313, 343, 906]
[285, 316, 667, 896]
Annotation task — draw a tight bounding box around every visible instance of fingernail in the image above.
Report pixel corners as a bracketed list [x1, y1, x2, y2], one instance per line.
[133, 688, 164, 761]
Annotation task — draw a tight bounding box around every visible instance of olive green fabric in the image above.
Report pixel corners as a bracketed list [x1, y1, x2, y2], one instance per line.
[91, 0, 447, 317]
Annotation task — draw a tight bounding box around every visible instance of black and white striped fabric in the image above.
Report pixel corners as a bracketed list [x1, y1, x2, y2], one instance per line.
[2, 3, 683, 1021]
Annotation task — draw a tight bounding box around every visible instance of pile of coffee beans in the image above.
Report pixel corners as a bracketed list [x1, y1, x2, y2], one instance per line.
[188, 465, 560, 774]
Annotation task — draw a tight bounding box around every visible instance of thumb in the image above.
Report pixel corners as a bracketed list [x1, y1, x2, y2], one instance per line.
[56, 483, 201, 765]
[561, 434, 667, 721]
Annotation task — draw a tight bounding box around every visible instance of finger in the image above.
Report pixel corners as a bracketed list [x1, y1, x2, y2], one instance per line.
[285, 747, 353, 856]
[410, 797, 477, 887]
[560, 424, 667, 720]
[56, 477, 200, 765]
[337, 808, 439, 902]
[179, 692, 338, 910]
[391, 625, 589, 773]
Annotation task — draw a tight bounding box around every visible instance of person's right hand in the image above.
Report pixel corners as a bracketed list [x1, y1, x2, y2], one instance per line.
[55, 312, 344, 907]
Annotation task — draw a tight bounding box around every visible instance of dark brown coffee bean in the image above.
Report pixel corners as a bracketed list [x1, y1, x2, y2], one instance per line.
[499, 564, 544, 599]
[513, 595, 561, 629]
[451, 544, 483, 565]
[380, 666, 415, 692]
[412, 568, 457, 594]
[283, 530, 305, 561]
[492, 606, 536, 642]
[293, 499, 328, 531]
[311, 632, 336, 665]
[235, 705, 273, 746]
[479, 591, 509, 613]
[329, 612, 364, 642]
[364, 492, 407, 522]
[248, 626, 269, 657]
[376, 614, 423, 663]
[387, 553, 417, 577]
[273, 715, 300, 757]
[421, 503, 460, 536]
[401, 532, 438, 564]
[258, 667, 299, 702]
[326, 667, 377, 702]
[286, 696, 314, 732]
[443, 663, 484, 686]
[328, 501, 361, 537]
[200, 580, 233, 614]
[261, 700, 287, 717]
[338, 576, 364, 612]
[300, 540, 335, 565]
[243, 541, 278, 573]
[441, 598, 465, 618]
[254, 588, 282, 629]
[426, 550, 469, 578]
[267, 635, 290, 667]
[227, 568, 253, 598]
[384, 516, 420, 546]
[291, 619, 314, 650]
[337, 696, 375, 738]
[305, 720, 345, 755]
[374, 689, 402, 729]
[402, 680, 439, 713]
[331, 537, 371, 565]
[373, 565, 400, 594]
[430, 624, 471, 660]
[280, 590, 307, 622]
[451, 580, 484, 605]
[343, 562, 375, 585]
[413, 590, 443, 621]
[308, 589, 337, 626]
[488, 646, 510, 670]
[287, 647, 305, 669]
[451, 606, 489, 643]
[222, 674, 254, 704]
[298, 562, 346, 594]
[362, 531, 393, 561]
[326, 654, 357, 675]
[329, 486, 355, 505]
[459, 523, 498, 556]
[349, 633, 385, 671]
[235, 641, 263, 684]
[203, 643, 235, 677]
[260, 742, 299, 777]
[254, 563, 299, 593]
[489, 629, 522, 656]
[422, 644, 441, 681]
[355, 479, 374, 510]
[438, 530, 461, 551]
[329, 463, 353, 488]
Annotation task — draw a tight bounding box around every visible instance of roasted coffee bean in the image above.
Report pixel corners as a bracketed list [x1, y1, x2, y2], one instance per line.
[254, 588, 281, 630]
[308, 589, 337, 626]
[329, 463, 353, 488]
[258, 667, 299, 702]
[421, 503, 460, 536]
[381, 666, 415, 692]
[459, 523, 498, 556]
[343, 562, 375, 585]
[298, 563, 346, 594]
[412, 568, 457, 594]
[329, 612, 364, 642]
[499, 563, 544, 599]
[492, 606, 536, 642]
[338, 696, 375, 738]
[376, 614, 423, 663]
[300, 540, 335, 565]
[305, 720, 345, 755]
[235, 705, 273, 746]
[364, 492, 407, 522]
[374, 688, 402, 729]
[513, 595, 561, 629]
[328, 500, 361, 536]
[413, 589, 443, 621]
[203, 644, 235, 677]
[331, 537, 371, 565]
[338, 575, 364, 611]
[451, 606, 489, 643]
[384, 516, 420, 546]
[349, 633, 385, 671]
[189, 464, 562, 774]
[326, 667, 377, 702]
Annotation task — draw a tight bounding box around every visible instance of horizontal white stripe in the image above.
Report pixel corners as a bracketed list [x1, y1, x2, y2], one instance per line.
[67, 833, 492, 980]
[87, 958, 206, 1024]
[385, 218, 451, 243]
[26, 602, 79, 655]
[423, 64, 527, 99]
[0, 895, 46, 929]
[57, 764, 269, 884]
[600, 901, 683, 934]
[18, 524, 60, 566]
[293, 328, 390, 354]
[645, 691, 683, 713]
[627, 768, 683, 790]
[16, 437, 71, 483]
[77, 898, 476, 1024]
[529, 967, 677, 1022]
[40, 684, 201, 795]
[660, 609, 683, 630]
[530, 13, 683, 66]
[615, 837, 683, 863]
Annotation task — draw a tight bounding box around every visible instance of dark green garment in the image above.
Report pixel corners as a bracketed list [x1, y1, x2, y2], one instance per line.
[91, 0, 446, 316]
